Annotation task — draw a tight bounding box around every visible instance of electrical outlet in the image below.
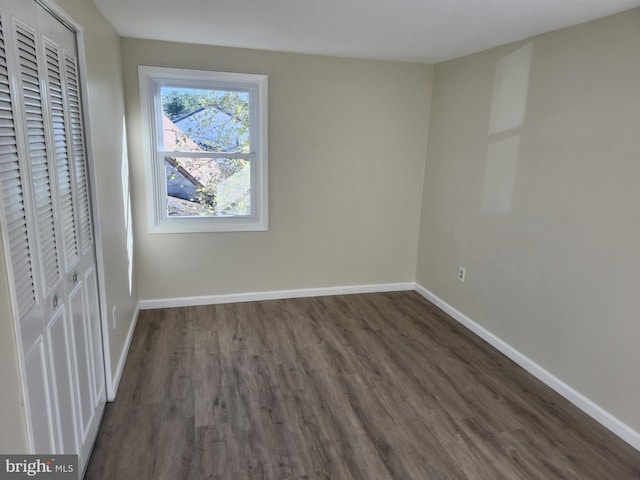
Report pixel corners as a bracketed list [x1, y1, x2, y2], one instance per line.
[458, 266, 466, 283]
[112, 306, 117, 329]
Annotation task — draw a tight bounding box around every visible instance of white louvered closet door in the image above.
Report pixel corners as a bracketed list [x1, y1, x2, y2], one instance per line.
[0, 0, 105, 473]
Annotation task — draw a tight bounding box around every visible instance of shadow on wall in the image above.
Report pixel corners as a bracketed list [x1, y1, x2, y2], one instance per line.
[482, 41, 534, 214]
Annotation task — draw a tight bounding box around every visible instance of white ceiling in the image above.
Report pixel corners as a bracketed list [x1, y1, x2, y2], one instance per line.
[90, 0, 640, 63]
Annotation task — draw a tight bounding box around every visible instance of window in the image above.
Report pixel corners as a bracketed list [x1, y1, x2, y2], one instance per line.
[138, 66, 268, 233]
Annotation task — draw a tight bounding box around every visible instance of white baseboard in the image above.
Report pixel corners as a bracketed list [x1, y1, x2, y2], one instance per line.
[414, 283, 640, 452]
[109, 304, 140, 401]
[139, 282, 415, 310]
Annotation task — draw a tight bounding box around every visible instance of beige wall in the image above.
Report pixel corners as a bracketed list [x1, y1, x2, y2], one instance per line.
[54, 0, 138, 387]
[121, 39, 432, 300]
[417, 9, 640, 431]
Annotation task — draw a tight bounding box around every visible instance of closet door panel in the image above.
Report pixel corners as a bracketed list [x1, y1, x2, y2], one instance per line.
[39, 3, 106, 467]
[45, 305, 79, 454]
[62, 51, 92, 253]
[0, 10, 37, 319]
[10, 12, 73, 460]
[13, 17, 61, 298]
[68, 282, 94, 444]
[42, 35, 77, 270]
[23, 337, 56, 454]
[72, 267, 105, 465]
[0, 9, 52, 457]
[86, 266, 104, 404]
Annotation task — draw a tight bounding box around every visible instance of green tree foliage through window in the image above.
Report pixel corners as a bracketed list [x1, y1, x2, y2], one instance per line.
[162, 90, 204, 121]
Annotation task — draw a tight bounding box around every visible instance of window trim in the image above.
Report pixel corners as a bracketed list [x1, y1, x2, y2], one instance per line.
[138, 65, 268, 233]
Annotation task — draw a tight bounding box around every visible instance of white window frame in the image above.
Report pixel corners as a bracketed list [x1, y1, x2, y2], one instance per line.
[138, 65, 268, 233]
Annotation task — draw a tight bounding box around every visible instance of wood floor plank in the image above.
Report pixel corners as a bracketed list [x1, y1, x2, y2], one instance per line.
[85, 292, 640, 479]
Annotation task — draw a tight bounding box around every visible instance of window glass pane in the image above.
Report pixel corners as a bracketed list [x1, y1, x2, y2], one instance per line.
[161, 87, 250, 153]
[165, 157, 251, 217]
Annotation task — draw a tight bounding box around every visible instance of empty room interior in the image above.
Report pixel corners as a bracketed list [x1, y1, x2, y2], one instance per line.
[1, 0, 640, 478]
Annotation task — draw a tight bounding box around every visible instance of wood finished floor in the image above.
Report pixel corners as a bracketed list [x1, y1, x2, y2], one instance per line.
[85, 292, 640, 479]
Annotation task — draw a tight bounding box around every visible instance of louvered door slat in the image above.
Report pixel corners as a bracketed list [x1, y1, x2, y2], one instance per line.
[63, 52, 91, 252]
[6, 210, 29, 229]
[0, 13, 36, 316]
[43, 37, 77, 268]
[2, 162, 22, 177]
[15, 21, 60, 295]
